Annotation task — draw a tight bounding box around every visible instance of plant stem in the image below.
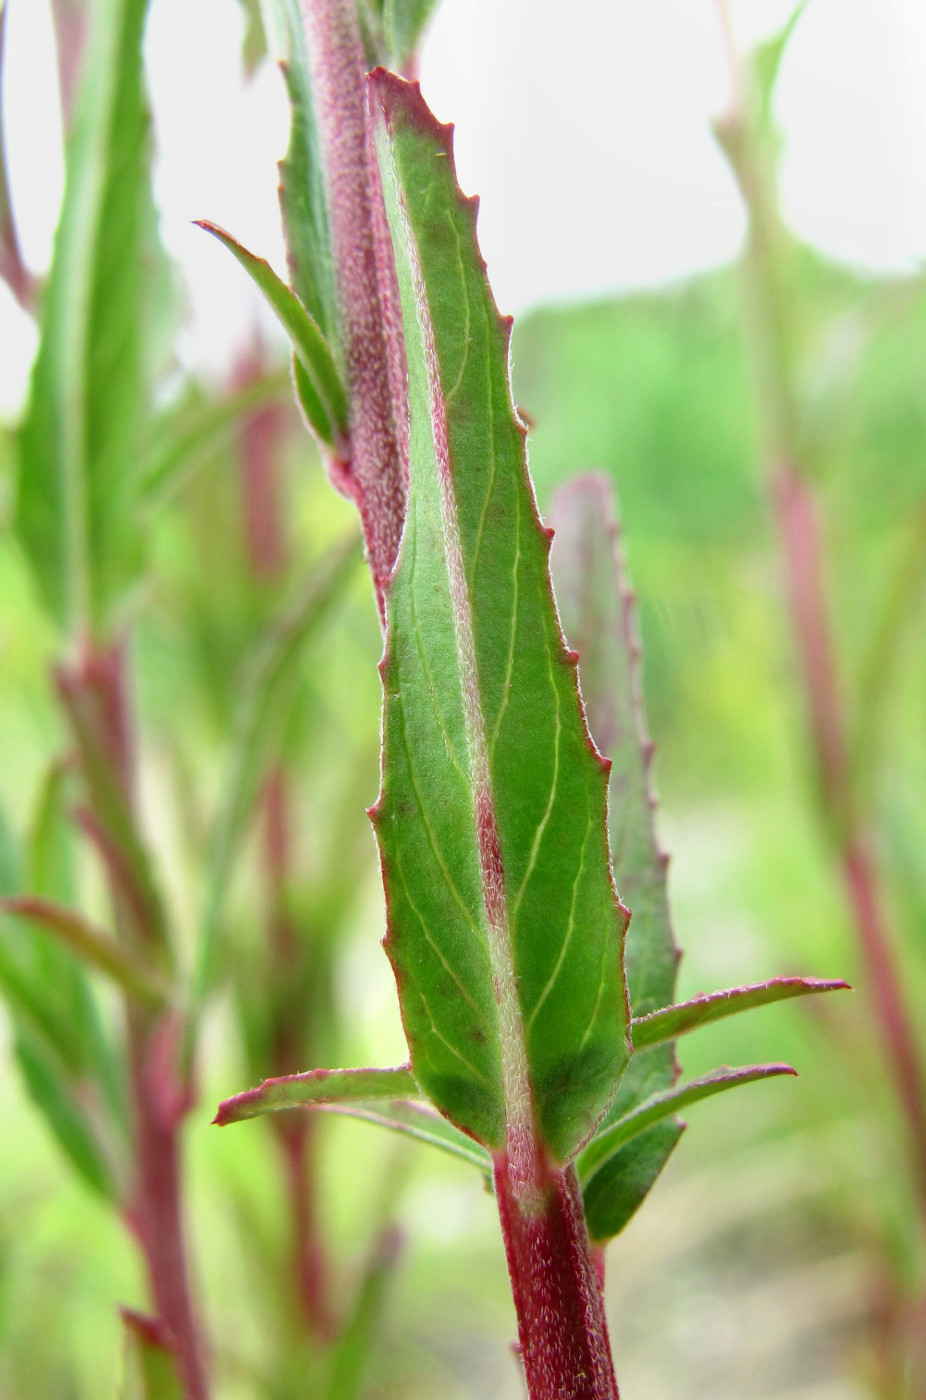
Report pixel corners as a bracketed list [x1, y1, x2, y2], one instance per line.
[261, 767, 335, 1340]
[715, 9, 926, 1222]
[494, 1153, 619, 1400]
[59, 638, 209, 1399]
[302, 0, 407, 621]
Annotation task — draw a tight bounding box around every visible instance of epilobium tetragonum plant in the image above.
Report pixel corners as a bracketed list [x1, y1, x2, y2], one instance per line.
[208, 3, 848, 1394]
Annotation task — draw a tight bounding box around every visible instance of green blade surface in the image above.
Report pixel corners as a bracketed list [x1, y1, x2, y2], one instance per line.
[16, 0, 158, 631]
[550, 474, 679, 1226]
[370, 74, 629, 1162]
[580, 1062, 796, 1187]
[631, 976, 850, 1051]
[267, 0, 339, 346]
[195, 221, 348, 449]
[215, 1064, 418, 1123]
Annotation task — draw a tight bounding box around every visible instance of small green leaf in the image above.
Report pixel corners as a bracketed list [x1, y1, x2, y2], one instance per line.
[323, 1099, 491, 1173]
[215, 1065, 489, 1172]
[382, 0, 442, 68]
[579, 1063, 796, 1187]
[549, 474, 678, 1229]
[631, 976, 850, 1052]
[1, 896, 169, 1007]
[370, 74, 629, 1162]
[754, 2, 807, 130]
[120, 1309, 183, 1400]
[195, 221, 348, 450]
[266, 0, 339, 344]
[15, 1036, 116, 1198]
[16, 0, 159, 631]
[215, 1065, 419, 1123]
[581, 1120, 684, 1244]
[325, 1227, 401, 1400]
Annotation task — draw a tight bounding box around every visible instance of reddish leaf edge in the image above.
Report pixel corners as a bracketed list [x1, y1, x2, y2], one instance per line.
[631, 976, 851, 1051]
[367, 67, 632, 1167]
[579, 1062, 797, 1185]
[214, 1063, 419, 1125]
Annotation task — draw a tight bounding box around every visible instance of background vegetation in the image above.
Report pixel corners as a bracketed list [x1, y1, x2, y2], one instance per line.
[0, 1, 924, 1396]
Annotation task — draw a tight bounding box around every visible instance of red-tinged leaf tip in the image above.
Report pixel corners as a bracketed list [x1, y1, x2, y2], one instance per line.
[120, 1308, 175, 1353]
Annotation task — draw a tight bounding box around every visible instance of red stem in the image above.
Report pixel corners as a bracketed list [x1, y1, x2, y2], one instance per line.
[494, 1154, 619, 1400]
[127, 1011, 209, 1400]
[235, 348, 288, 579]
[63, 640, 209, 1398]
[261, 769, 335, 1338]
[773, 465, 926, 1216]
[302, 0, 407, 622]
[278, 1118, 335, 1341]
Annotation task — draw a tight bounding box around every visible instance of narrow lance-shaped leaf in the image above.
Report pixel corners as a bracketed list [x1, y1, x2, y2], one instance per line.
[579, 1062, 797, 1185]
[266, 0, 339, 344]
[550, 474, 680, 1227]
[369, 73, 629, 1163]
[1, 896, 169, 1007]
[580, 1065, 796, 1244]
[120, 1309, 184, 1400]
[194, 221, 348, 451]
[16, 0, 158, 631]
[216, 1065, 489, 1173]
[215, 1064, 418, 1123]
[631, 975, 851, 1051]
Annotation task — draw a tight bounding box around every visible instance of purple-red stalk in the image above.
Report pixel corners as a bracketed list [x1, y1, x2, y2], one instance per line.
[235, 351, 289, 579]
[57, 640, 209, 1400]
[302, 0, 408, 622]
[494, 1153, 619, 1400]
[773, 464, 926, 1217]
[261, 767, 335, 1339]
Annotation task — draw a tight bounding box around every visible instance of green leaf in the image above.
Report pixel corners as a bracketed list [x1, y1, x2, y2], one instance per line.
[0, 897, 169, 1007]
[194, 221, 348, 450]
[549, 473, 678, 1226]
[754, 2, 807, 130]
[322, 1098, 491, 1173]
[266, 0, 339, 344]
[579, 1063, 796, 1188]
[15, 1036, 116, 1198]
[215, 1064, 489, 1171]
[382, 0, 442, 68]
[325, 1228, 401, 1400]
[581, 1120, 684, 1244]
[120, 1310, 183, 1400]
[16, 0, 158, 631]
[631, 976, 850, 1051]
[370, 74, 629, 1162]
[215, 1064, 419, 1123]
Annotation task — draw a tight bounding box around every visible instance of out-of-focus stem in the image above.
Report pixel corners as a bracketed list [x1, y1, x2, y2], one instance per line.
[494, 1153, 619, 1400]
[261, 766, 335, 1340]
[49, 0, 87, 131]
[715, 7, 926, 1221]
[0, 1, 37, 313]
[302, 0, 407, 622]
[58, 639, 209, 1399]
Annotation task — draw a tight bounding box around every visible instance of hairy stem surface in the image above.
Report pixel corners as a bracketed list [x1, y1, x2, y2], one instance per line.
[303, 0, 407, 618]
[494, 1155, 619, 1400]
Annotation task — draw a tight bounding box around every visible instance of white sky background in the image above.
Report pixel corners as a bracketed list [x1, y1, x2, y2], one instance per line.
[2, 0, 926, 415]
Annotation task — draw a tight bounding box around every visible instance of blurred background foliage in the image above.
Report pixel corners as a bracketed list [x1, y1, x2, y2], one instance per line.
[0, 0, 925, 1396]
